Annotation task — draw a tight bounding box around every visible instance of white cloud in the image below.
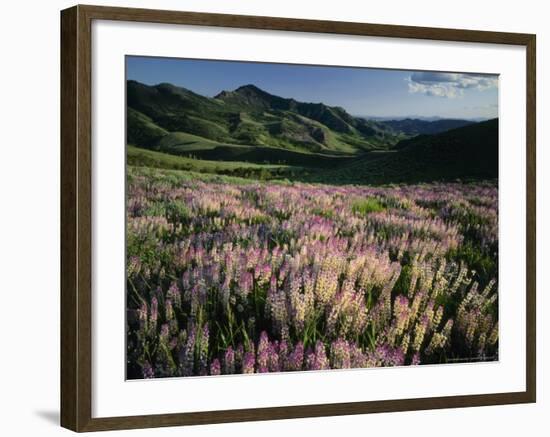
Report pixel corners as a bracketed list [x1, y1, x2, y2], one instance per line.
[407, 72, 498, 98]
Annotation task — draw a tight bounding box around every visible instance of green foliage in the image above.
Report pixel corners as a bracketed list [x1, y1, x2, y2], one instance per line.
[352, 198, 386, 216]
[142, 201, 166, 217]
[127, 108, 168, 149]
[447, 242, 497, 287]
[311, 207, 334, 219]
[392, 264, 413, 297]
[127, 145, 304, 181]
[165, 200, 191, 224]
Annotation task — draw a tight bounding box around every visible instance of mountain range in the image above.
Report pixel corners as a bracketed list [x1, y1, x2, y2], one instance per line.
[127, 80, 498, 184]
[127, 80, 403, 154]
[379, 118, 474, 136]
[313, 118, 498, 184]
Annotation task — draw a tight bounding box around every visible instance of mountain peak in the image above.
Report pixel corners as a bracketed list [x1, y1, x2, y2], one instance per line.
[235, 84, 266, 94]
[214, 84, 281, 110]
[214, 84, 270, 100]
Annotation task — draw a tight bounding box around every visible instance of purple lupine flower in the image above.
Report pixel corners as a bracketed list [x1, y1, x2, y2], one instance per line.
[182, 270, 191, 295]
[224, 346, 235, 374]
[238, 271, 254, 297]
[142, 361, 154, 379]
[373, 344, 405, 367]
[127, 255, 141, 276]
[412, 314, 430, 351]
[159, 323, 170, 341]
[267, 341, 281, 372]
[198, 324, 209, 375]
[179, 327, 196, 377]
[150, 297, 158, 331]
[278, 340, 289, 370]
[267, 288, 289, 340]
[393, 295, 410, 335]
[210, 358, 221, 376]
[287, 342, 304, 371]
[330, 339, 351, 369]
[137, 301, 148, 331]
[242, 352, 255, 374]
[165, 299, 174, 321]
[167, 282, 181, 309]
[270, 274, 277, 293]
[256, 331, 270, 373]
[307, 341, 329, 371]
[349, 343, 367, 368]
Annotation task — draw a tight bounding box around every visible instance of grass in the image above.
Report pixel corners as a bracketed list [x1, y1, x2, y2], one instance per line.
[155, 131, 221, 152]
[127, 145, 306, 180]
[352, 198, 386, 215]
[175, 143, 356, 168]
[127, 108, 169, 149]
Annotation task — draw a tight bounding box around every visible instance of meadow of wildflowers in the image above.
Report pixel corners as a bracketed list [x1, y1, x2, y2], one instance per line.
[126, 167, 498, 379]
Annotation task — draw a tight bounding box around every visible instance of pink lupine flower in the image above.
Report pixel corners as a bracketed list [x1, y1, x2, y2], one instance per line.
[278, 340, 289, 370]
[159, 323, 170, 342]
[149, 297, 158, 332]
[224, 346, 235, 374]
[330, 339, 351, 369]
[238, 271, 253, 298]
[167, 282, 181, 309]
[242, 352, 255, 374]
[142, 361, 154, 379]
[210, 358, 221, 376]
[127, 255, 141, 276]
[287, 342, 304, 371]
[179, 327, 196, 377]
[198, 324, 209, 375]
[306, 341, 330, 371]
[137, 301, 148, 331]
[267, 341, 281, 372]
[165, 299, 174, 321]
[393, 295, 410, 336]
[256, 331, 270, 373]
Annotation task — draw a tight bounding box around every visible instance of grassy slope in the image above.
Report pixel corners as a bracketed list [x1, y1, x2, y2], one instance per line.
[127, 145, 307, 180]
[147, 131, 355, 169]
[128, 118, 498, 185]
[127, 80, 401, 155]
[127, 108, 169, 149]
[380, 118, 475, 137]
[311, 119, 499, 185]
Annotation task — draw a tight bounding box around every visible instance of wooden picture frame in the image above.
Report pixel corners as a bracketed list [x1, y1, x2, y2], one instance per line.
[61, 4, 536, 432]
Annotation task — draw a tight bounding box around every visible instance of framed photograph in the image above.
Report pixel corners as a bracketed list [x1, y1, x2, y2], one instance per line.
[60, 4, 536, 432]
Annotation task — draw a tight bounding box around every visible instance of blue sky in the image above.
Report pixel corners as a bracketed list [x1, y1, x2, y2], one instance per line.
[127, 56, 498, 119]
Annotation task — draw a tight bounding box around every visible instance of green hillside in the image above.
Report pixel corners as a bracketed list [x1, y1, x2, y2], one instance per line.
[127, 80, 403, 155]
[379, 118, 475, 137]
[311, 119, 499, 185]
[127, 145, 306, 180]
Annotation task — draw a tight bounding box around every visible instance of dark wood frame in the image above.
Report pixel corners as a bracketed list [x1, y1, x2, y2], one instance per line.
[61, 4, 536, 432]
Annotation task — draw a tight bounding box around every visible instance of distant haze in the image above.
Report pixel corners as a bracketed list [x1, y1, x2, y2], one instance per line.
[127, 56, 498, 120]
[357, 115, 490, 122]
